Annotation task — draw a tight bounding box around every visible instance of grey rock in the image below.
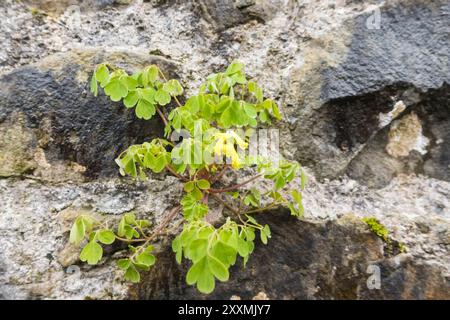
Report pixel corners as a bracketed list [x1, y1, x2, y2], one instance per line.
[291, 0, 450, 184]
[0, 0, 449, 300]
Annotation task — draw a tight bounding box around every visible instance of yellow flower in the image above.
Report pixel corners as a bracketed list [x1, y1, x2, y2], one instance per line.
[213, 131, 248, 169]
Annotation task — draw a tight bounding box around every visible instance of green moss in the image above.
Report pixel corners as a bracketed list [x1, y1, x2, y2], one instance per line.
[398, 242, 407, 253]
[362, 217, 389, 242]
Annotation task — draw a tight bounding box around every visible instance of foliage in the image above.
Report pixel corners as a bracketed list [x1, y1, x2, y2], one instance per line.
[70, 61, 306, 294]
[362, 217, 389, 242]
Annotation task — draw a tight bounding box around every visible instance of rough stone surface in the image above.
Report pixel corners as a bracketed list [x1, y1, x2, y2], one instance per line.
[133, 213, 449, 299]
[0, 49, 180, 180]
[0, 0, 449, 300]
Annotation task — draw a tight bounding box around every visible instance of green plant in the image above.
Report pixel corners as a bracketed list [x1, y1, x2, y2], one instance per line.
[362, 217, 389, 242]
[70, 61, 307, 294]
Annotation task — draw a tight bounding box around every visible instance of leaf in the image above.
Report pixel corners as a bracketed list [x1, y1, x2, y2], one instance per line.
[154, 89, 171, 105]
[208, 255, 229, 282]
[186, 256, 217, 294]
[260, 231, 268, 245]
[117, 259, 131, 270]
[136, 252, 156, 267]
[124, 91, 139, 108]
[187, 239, 208, 262]
[291, 189, 302, 204]
[197, 272, 215, 294]
[243, 103, 257, 118]
[97, 229, 115, 245]
[95, 64, 110, 87]
[184, 181, 195, 192]
[140, 88, 156, 103]
[163, 79, 183, 96]
[186, 257, 206, 285]
[260, 224, 271, 245]
[90, 74, 98, 97]
[146, 65, 159, 84]
[120, 76, 138, 91]
[104, 79, 128, 102]
[275, 174, 286, 190]
[237, 237, 249, 257]
[301, 169, 307, 190]
[79, 241, 103, 265]
[69, 217, 86, 245]
[135, 99, 156, 120]
[196, 179, 210, 190]
[124, 265, 140, 283]
[225, 61, 244, 75]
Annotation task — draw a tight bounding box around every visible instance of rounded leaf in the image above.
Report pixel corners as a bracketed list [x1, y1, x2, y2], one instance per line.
[208, 255, 229, 282]
[79, 241, 103, 265]
[97, 229, 115, 245]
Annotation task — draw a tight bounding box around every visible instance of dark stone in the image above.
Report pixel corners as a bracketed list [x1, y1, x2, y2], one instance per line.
[321, 0, 449, 101]
[0, 49, 179, 179]
[131, 213, 449, 299]
[294, 0, 449, 185]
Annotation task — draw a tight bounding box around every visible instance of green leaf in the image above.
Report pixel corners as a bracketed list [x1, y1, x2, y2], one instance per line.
[120, 76, 138, 91]
[90, 74, 98, 96]
[225, 61, 244, 75]
[260, 231, 268, 245]
[97, 229, 115, 245]
[275, 174, 286, 190]
[186, 257, 206, 285]
[135, 99, 156, 120]
[184, 181, 195, 192]
[146, 65, 159, 84]
[95, 64, 110, 87]
[260, 224, 271, 245]
[237, 237, 249, 257]
[197, 272, 215, 294]
[69, 217, 86, 245]
[187, 239, 208, 262]
[196, 179, 210, 190]
[104, 79, 128, 102]
[291, 189, 302, 204]
[79, 241, 103, 265]
[140, 88, 156, 103]
[208, 255, 229, 282]
[117, 258, 131, 270]
[155, 89, 171, 105]
[243, 103, 257, 118]
[124, 91, 139, 108]
[301, 169, 307, 190]
[124, 265, 140, 283]
[163, 79, 183, 96]
[136, 252, 156, 267]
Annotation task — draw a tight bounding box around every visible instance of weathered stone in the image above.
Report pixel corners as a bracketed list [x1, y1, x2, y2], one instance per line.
[132, 213, 449, 299]
[0, 0, 449, 300]
[290, 0, 449, 184]
[0, 49, 179, 181]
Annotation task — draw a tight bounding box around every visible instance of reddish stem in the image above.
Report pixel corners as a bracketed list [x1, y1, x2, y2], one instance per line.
[209, 174, 262, 193]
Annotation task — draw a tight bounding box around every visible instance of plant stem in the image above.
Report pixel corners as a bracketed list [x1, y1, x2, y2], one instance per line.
[211, 164, 229, 184]
[158, 69, 183, 108]
[209, 174, 262, 193]
[165, 165, 188, 181]
[156, 106, 169, 127]
[244, 201, 287, 215]
[211, 193, 246, 225]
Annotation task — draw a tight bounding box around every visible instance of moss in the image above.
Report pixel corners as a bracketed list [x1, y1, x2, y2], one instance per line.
[398, 242, 408, 253]
[362, 217, 389, 242]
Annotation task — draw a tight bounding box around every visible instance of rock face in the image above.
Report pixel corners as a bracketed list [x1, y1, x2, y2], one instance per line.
[0, 0, 449, 300]
[133, 213, 449, 300]
[0, 49, 179, 180]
